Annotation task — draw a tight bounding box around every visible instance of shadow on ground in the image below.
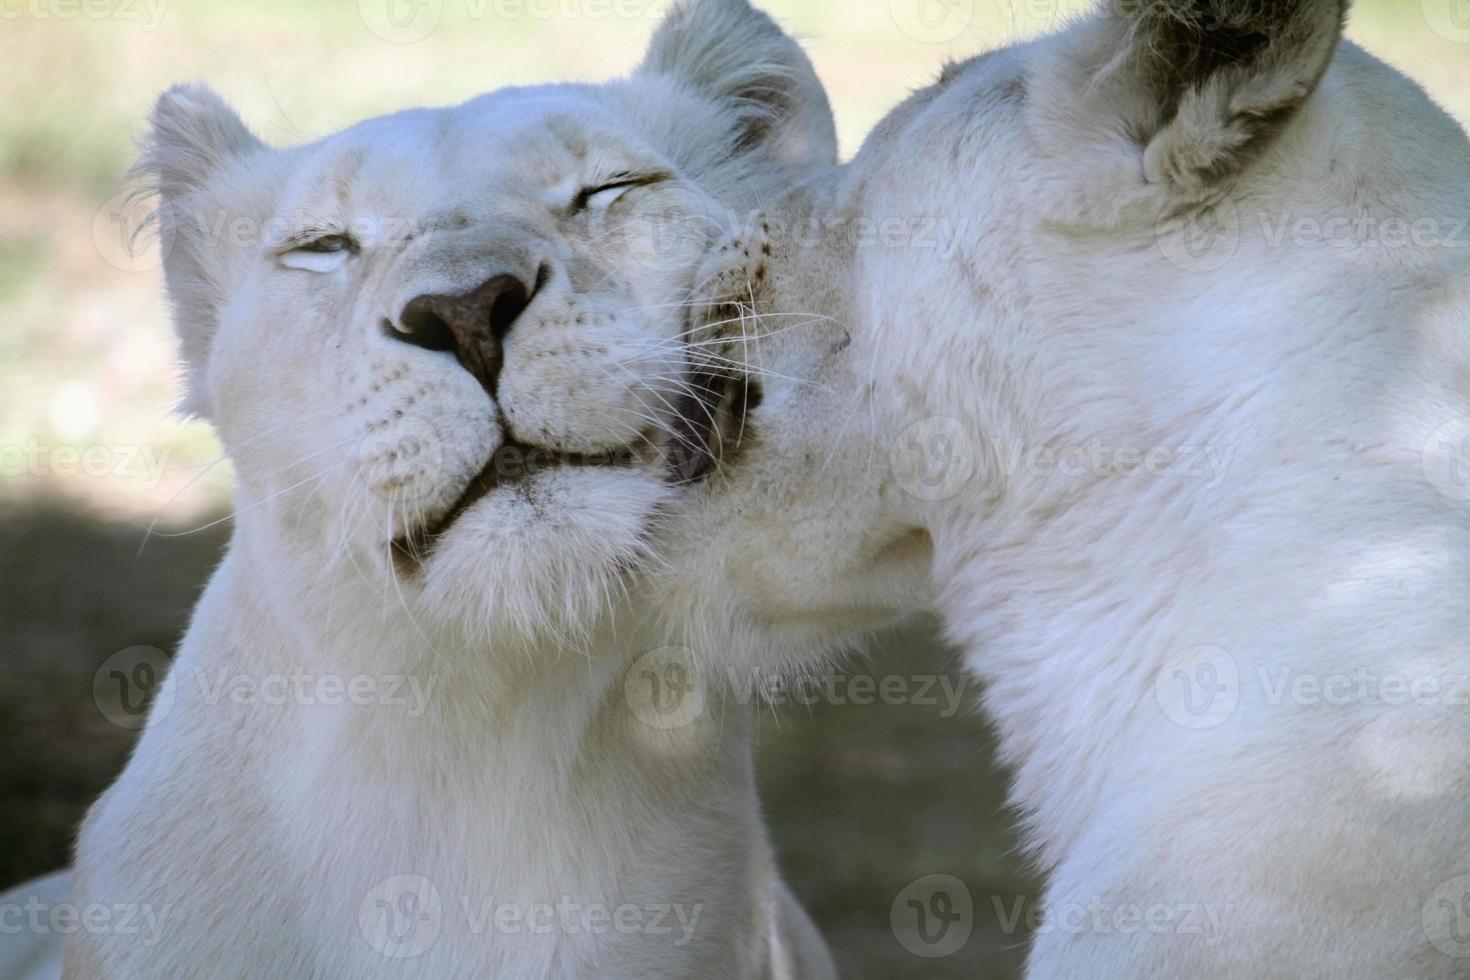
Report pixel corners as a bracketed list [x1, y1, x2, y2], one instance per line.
[0, 502, 1036, 979]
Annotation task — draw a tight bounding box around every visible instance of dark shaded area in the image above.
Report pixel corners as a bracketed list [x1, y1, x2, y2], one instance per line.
[0, 503, 1035, 978]
[0, 504, 225, 890]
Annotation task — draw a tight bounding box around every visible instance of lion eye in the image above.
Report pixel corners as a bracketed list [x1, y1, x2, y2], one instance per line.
[572, 174, 668, 214]
[277, 232, 358, 272]
[295, 234, 356, 254]
[577, 183, 636, 214]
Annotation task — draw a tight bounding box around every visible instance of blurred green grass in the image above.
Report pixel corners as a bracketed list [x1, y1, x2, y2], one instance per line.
[0, 0, 1464, 519]
[1, 2, 1466, 976]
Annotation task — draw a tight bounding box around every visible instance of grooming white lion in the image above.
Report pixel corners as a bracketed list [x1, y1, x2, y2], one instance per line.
[677, 0, 1470, 976]
[55, 2, 929, 977]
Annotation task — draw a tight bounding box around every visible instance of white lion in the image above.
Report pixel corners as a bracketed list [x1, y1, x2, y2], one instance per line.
[677, 0, 1470, 976]
[49, 2, 930, 977]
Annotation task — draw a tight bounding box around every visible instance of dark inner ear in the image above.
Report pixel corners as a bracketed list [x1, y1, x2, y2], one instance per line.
[1154, 20, 1270, 95]
[731, 83, 797, 155]
[1106, 0, 1349, 192]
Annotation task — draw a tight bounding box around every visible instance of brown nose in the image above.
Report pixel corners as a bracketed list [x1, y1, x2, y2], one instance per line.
[391, 272, 533, 395]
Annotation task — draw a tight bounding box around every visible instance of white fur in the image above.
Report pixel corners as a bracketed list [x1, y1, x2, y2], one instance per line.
[62, 2, 869, 977]
[689, 2, 1470, 975]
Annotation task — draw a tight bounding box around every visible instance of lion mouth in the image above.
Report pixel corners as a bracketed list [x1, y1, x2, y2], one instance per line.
[390, 371, 751, 565]
[391, 441, 640, 562]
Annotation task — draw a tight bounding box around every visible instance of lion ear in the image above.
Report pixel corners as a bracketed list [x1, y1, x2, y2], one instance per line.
[637, 0, 836, 170]
[1091, 0, 1347, 192]
[133, 84, 270, 418]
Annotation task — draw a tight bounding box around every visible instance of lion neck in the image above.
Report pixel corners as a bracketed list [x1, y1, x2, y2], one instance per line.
[171, 514, 757, 875]
[835, 49, 1470, 869]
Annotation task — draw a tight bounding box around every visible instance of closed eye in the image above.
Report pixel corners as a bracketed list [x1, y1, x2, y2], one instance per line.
[292, 233, 356, 254]
[276, 232, 359, 272]
[572, 174, 669, 214]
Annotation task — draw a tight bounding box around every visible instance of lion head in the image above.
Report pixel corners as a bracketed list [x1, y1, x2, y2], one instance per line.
[134, 0, 882, 651]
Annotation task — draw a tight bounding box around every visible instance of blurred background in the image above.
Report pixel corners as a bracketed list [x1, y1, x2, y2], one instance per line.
[0, 1, 1464, 975]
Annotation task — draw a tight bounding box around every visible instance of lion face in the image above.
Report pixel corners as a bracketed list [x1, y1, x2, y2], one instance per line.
[225, 95, 735, 638]
[139, 0, 853, 647]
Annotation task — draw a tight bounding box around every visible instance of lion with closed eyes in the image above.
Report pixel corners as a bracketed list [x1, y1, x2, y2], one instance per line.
[59, 2, 931, 978]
